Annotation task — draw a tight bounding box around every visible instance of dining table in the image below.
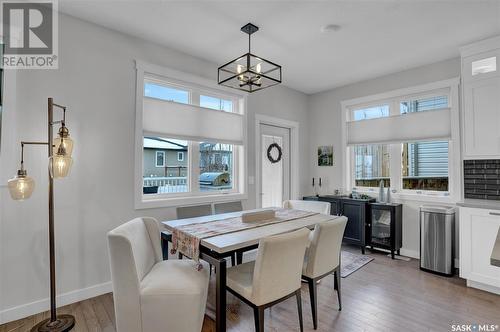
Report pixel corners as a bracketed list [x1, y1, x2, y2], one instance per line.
[161, 208, 340, 332]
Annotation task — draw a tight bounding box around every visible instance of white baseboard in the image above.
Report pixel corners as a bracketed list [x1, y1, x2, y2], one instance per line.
[467, 280, 500, 295]
[397, 249, 461, 269]
[0, 281, 112, 324]
[399, 248, 419, 259]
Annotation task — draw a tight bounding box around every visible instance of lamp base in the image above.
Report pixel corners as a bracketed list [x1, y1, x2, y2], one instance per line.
[31, 315, 75, 332]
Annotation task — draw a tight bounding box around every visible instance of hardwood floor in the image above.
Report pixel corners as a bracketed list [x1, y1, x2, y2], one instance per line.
[2, 247, 499, 332]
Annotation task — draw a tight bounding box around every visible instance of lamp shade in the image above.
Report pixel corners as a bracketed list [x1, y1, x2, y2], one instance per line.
[8, 173, 35, 200]
[53, 136, 73, 157]
[49, 155, 73, 178]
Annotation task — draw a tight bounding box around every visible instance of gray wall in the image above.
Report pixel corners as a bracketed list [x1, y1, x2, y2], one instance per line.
[0, 13, 309, 319]
[307, 57, 461, 257]
[246, 85, 310, 208]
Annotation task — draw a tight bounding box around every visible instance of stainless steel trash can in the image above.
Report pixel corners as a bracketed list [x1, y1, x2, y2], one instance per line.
[420, 205, 455, 276]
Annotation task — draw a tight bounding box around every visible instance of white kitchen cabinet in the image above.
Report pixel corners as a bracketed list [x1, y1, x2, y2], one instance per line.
[461, 36, 500, 159]
[462, 77, 500, 158]
[459, 207, 500, 293]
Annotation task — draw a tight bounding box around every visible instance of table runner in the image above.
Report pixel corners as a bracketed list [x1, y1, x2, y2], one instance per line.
[170, 208, 317, 269]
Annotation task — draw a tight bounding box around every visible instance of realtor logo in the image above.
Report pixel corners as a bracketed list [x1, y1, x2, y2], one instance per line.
[1, 0, 58, 69]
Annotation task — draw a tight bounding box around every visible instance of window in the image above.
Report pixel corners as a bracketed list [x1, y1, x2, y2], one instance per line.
[400, 95, 447, 114]
[399, 95, 450, 191]
[155, 151, 165, 167]
[354, 144, 390, 187]
[343, 80, 457, 198]
[199, 142, 233, 192]
[352, 105, 389, 121]
[144, 138, 188, 194]
[402, 141, 449, 191]
[136, 64, 246, 208]
[200, 95, 233, 112]
[144, 82, 189, 104]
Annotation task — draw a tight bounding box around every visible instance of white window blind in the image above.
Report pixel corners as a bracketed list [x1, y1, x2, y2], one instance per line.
[143, 97, 244, 145]
[346, 108, 451, 145]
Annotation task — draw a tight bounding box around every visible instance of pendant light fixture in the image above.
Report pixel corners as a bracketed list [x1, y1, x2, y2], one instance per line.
[218, 23, 282, 93]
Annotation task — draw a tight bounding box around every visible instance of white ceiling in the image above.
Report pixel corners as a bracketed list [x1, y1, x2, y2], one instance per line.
[59, 0, 500, 94]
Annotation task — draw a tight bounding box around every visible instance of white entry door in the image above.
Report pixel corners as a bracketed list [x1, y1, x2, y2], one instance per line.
[259, 124, 291, 208]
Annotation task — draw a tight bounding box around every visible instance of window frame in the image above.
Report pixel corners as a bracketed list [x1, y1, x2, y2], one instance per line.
[342, 78, 461, 202]
[177, 151, 184, 162]
[397, 88, 449, 115]
[144, 77, 192, 105]
[348, 100, 395, 193]
[155, 150, 166, 168]
[134, 60, 248, 209]
[350, 103, 391, 122]
[199, 92, 235, 113]
[350, 143, 391, 190]
[400, 140, 450, 193]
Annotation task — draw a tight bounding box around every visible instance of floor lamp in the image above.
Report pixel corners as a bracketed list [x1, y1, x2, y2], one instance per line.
[7, 98, 75, 332]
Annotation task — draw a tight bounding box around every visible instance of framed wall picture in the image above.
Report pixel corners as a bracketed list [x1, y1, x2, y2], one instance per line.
[318, 145, 334, 166]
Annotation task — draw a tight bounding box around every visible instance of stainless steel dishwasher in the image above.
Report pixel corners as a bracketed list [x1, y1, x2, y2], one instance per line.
[420, 205, 456, 276]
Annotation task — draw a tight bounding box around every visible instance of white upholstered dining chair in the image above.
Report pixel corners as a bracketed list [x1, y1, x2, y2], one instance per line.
[302, 217, 348, 330]
[107, 217, 209, 332]
[283, 199, 331, 215]
[226, 228, 310, 332]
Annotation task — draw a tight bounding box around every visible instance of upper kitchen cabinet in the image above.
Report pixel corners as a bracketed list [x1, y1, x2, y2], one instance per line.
[461, 36, 500, 159]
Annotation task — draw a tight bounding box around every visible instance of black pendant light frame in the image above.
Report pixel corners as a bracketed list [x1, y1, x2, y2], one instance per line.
[218, 23, 282, 93]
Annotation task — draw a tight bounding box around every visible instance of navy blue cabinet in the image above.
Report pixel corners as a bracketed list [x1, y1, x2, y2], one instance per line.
[303, 195, 375, 253]
[370, 203, 402, 259]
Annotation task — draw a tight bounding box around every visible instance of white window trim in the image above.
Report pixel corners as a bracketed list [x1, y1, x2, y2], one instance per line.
[177, 151, 184, 161]
[134, 60, 248, 209]
[341, 78, 461, 203]
[155, 151, 166, 167]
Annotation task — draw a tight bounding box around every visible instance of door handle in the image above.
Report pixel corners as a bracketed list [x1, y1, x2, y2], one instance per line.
[489, 212, 500, 216]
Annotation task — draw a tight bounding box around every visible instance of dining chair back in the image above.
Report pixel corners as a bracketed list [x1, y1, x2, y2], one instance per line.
[252, 227, 310, 306]
[214, 201, 243, 214]
[176, 204, 213, 219]
[283, 200, 330, 215]
[108, 217, 209, 332]
[226, 227, 310, 332]
[304, 217, 347, 278]
[302, 216, 347, 329]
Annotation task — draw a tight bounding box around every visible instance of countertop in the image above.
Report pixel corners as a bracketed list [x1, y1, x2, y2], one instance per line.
[305, 195, 376, 202]
[456, 199, 500, 211]
[492, 227, 500, 267]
